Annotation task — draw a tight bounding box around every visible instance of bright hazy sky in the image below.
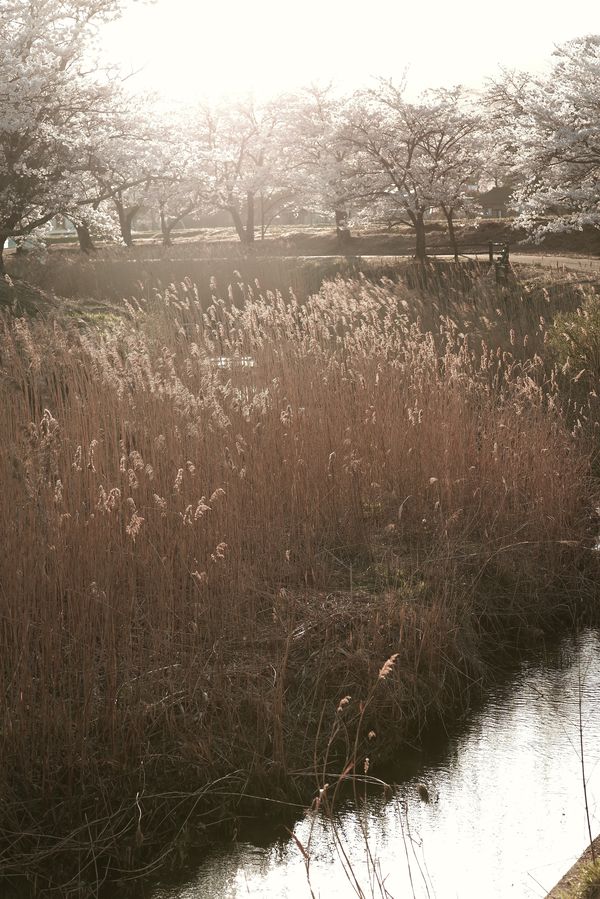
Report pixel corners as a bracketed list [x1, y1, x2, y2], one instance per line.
[102, 0, 600, 101]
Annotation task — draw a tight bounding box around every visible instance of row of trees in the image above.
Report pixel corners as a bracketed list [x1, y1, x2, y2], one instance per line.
[2, 1, 600, 271]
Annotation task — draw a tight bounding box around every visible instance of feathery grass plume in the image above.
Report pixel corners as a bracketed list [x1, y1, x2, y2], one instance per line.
[378, 653, 400, 681]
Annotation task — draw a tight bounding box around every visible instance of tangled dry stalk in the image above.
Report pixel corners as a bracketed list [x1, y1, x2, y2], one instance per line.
[0, 266, 598, 896]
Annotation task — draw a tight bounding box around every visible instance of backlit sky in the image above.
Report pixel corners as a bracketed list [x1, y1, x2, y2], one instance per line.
[102, 0, 600, 101]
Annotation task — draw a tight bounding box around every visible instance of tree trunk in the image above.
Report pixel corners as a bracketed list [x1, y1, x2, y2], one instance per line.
[160, 208, 173, 247]
[122, 208, 137, 248]
[115, 198, 139, 247]
[76, 222, 95, 254]
[335, 209, 351, 245]
[115, 197, 127, 243]
[245, 192, 255, 244]
[0, 236, 6, 274]
[228, 205, 248, 244]
[443, 206, 458, 261]
[413, 212, 427, 261]
[260, 193, 265, 240]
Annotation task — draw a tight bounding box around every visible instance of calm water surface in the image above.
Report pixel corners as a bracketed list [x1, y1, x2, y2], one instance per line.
[149, 630, 600, 899]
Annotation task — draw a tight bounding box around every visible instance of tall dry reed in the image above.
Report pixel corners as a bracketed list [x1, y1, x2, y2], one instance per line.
[0, 270, 597, 895]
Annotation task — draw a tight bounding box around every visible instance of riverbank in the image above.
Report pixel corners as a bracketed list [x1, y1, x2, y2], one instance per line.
[1, 265, 600, 896]
[547, 836, 600, 898]
[133, 629, 600, 899]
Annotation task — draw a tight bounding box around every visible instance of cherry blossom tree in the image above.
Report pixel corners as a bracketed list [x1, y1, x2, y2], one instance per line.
[417, 89, 484, 259]
[344, 82, 483, 259]
[191, 98, 292, 245]
[281, 85, 362, 245]
[0, 0, 125, 269]
[72, 98, 163, 247]
[491, 37, 600, 243]
[143, 139, 202, 248]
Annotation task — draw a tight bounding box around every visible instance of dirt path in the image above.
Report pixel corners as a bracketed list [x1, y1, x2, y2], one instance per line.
[510, 253, 600, 273]
[287, 252, 600, 274]
[428, 251, 600, 273]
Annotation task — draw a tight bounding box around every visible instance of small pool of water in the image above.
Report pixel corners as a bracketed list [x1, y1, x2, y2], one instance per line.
[148, 629, 600, 899]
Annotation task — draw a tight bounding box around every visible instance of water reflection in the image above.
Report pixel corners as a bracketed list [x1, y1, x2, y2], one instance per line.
[150, 630, 600, 899]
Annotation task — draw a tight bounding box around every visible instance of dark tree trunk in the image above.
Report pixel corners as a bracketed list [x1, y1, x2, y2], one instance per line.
[76, 222, 95, 254]
[443, 205, 458, 261]
[245, 192, 255, 244]
[228, 205, 246, 243]
[335, 209, 351, 245]
[412, 211, 427, 261]
[159, 208, 173, 247]
[124, 206, 140, 247]
[228, 204, 256, 245]
[0, 237, 6, 274]
[115, 198, 140, 247]
[228, 196, 257, 246]
[115, 197, 126, 243]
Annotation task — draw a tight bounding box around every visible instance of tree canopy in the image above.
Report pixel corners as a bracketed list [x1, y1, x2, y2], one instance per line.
[2, 11, 600, 265]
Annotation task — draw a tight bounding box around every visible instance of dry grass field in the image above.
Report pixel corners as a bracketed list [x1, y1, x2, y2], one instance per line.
[0, 262, 599, 895]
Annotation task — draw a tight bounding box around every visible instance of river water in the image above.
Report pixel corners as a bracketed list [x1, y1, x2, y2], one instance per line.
[149, 629, 600, 899]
